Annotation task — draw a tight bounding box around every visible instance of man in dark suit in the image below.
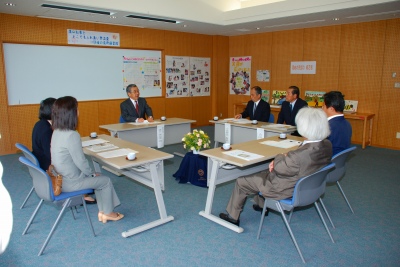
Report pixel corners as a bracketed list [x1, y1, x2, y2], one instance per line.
[219, 108, 332, 226]
[277, 85, 307, 125]
[323, 91, 352, 156]
[234, 86, 271, 122]
[120, 84, 154, 123]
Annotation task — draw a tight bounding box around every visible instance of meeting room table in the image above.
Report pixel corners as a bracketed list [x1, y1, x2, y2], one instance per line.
[198, 135, 304, 233]
[82, 134, 174, 238]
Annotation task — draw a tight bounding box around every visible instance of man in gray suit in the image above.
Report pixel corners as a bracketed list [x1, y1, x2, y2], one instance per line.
[120, 84, 154, 122]
[219, 108, 332, 226]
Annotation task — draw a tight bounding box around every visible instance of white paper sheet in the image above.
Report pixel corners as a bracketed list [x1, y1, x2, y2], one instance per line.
[222, 149, 264, 161]
[86, 143, 119, 152]
[257, 128, 264, 139]
[82, 138, 109, 147]
[97, 148, 138, 158]
[260, 139, 302, 148]
[224, 123, 231, 144]
[262, 124, 296, 131]
[157, 124, 165, 148]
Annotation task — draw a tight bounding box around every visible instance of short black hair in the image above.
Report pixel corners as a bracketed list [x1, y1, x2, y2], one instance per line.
[252, 86, 262, 95]
[52, 96, 78, 130]
[126, 84, 137, 94]
[323, 91, 345, 112]
[39, 97, 56, 120]
[289, 86, 300, 97]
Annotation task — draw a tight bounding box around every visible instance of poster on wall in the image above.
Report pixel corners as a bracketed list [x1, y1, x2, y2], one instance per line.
[189, 57, 211, 97]
[165, 56, 190, 97]
[67, 29, 120, 47]
[230, 56, 251, 95]
[256, 70, 270, 82]
[305, 91, 325, 107]
[123, 56, 162, 97]
[261, 90, 270, 103]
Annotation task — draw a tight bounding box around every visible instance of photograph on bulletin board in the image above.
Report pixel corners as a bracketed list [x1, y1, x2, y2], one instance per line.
[165, 56, 190, 98]
[230, 56, 251, 95]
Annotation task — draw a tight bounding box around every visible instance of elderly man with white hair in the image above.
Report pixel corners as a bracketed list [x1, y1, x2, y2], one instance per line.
[219, 107, 332, 226]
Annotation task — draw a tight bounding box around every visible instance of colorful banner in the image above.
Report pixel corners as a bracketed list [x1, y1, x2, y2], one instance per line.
[67, 29, 120, 46]
[230, 56, 251, 95]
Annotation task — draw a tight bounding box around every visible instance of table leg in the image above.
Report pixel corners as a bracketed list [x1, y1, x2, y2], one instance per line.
[368, 117, 373, 148]
[362, 117, 367, 149]
[199, 159, 244, 233]
[121, 161, 174, 238]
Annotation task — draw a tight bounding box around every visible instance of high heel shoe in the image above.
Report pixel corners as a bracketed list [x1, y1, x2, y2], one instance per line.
[102, 212, 124, 224]
[98, 212, 104, 222]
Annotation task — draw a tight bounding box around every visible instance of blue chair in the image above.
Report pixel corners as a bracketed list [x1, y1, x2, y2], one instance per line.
[119, 115, 126, 123]
[268, 113, 274, 123]
[319, 147, 357, 229]
[257, 163, 335, 263]
[15, 143, 40, 209]
[19, 156, 95, 256]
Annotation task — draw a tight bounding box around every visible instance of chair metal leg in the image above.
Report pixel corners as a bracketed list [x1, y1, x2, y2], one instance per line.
[319, 197, 335, 229]
[70, 207, 76, 220]
[337, 181, 354, 213]
[22, 199, 44, 235]
[288, 210, 294, 223]
[20, 186, 35, 209]
[277, 203, 305, 263]
[314, 202, 334, 243]
[81, 196, 96, 237]
[38, 198, 71, 256]
[257, 202, 269, 239]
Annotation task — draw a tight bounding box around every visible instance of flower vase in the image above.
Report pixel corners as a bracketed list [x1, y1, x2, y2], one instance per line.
[192, 149, 200, 154]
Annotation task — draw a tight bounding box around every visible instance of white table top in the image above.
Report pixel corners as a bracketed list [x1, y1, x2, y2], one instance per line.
[209, 119, 296, 133]
[82, 134, 173, 169]
[100, 117, 196, 132]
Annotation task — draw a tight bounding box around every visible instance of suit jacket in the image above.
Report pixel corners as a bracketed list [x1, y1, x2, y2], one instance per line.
[277, 98, 308, 126]
[328, 116, 352, 156]
[241, 99, 271, 122]
[32, 119, 53, 170]
[120, 97, 153, 122]
[262, 139, 332, 200]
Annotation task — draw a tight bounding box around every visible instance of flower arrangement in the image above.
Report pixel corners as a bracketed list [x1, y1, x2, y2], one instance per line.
[182, 129, 211, 152]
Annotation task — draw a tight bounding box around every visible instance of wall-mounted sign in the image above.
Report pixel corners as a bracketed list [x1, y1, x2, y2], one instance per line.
[290, 61, 316, 74]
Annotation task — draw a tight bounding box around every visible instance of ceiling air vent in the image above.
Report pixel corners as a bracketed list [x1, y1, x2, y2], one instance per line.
[126, 15, 179, 24]
[41, 4, 112, 15]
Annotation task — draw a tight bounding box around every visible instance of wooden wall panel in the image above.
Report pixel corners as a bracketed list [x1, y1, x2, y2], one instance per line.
[165, 98, 193, 121]
[213, 36, 229, 119]
[303, 26, 341, 90]
[95, 24, 133, 48]
[339, 21, 386, 145]
[0, 33, 12, 153]
[76, 101, 99, 137]
[271, 29, 304, 93]
[8, 105, 38, 150]
[192, 96, 212, 126]
[131, 28, 165, 49]
[376, 19, 400, 148]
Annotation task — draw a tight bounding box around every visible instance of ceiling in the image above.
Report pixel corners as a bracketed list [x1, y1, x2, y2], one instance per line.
[0, 0, 399, 36]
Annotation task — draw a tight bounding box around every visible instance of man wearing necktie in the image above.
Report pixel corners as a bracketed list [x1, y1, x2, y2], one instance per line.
[234, 86, 271, 122]
[277, 85, 308, 136]
[120, 84, 154, 123]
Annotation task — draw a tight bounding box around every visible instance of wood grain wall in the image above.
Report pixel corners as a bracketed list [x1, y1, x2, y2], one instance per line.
[1, 13, 399, 154]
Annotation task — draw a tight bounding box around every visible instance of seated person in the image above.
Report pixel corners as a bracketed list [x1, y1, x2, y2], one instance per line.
[51, 96, 122, 220]
[322, 91, 352, 156]
[277, 86, 307, 135]
[219, 108, 332, 226]
[32, 97, 56, 171]
[120, 84, 154, 123]
[234, 86, 270, 122]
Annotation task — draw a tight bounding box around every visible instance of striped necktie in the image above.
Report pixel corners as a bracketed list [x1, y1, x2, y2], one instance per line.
[135, 101, 139, 114]
[290, 103, 293, 112]
[253, 103, 257, 116]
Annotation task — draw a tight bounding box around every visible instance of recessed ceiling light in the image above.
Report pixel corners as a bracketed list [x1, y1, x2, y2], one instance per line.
[256, 27, 260, 30]
[110, 16, 117, 19]
[5, 3, 16, 6]
[332, 18, 340, 21]
[183, 25, 187, 28]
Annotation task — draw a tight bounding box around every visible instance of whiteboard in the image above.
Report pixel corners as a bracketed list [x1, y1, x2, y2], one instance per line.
[3, 43, 162, 105]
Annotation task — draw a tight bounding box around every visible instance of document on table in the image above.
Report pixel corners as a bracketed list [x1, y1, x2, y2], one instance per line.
[223, 149, 264, 161]
[97, 148, 138, 158]
[260, 139, 302, 148]
[128, 121, 161, 125]
[82, 138, 109, 147]
[262, 124, 296, 131]
[232, 119, 252, 124]
[86, 143, 119, 152]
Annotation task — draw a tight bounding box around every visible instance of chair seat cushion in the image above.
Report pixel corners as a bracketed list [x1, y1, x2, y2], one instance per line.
[54, 189, 94, 201]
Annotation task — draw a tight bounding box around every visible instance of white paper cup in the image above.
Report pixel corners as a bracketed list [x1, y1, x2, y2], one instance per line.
[90, 132, 97, 138]
[127, 152, 136, 160]
[213, 116, 219, 121]
[279, 133, 287, 139]
[161, 116, 166, 121]
[252, 120, 257, 124]
[222, 143, 230, 150]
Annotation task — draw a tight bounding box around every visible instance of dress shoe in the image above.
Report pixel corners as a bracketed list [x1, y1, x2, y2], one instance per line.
[98, 212, 103, 222]
[85, 199, 97, 205]
[253, 204, 269, 216]
[102, 212, 124, 224]
[219, 213, 240, 226]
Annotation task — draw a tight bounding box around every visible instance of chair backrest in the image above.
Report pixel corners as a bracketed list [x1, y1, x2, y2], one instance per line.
[290, 163, 335, 207]
[119, 115, 126, 123]
[15, 143, 39, 167]
[268, 113, 275, 123]
[326, 146, 356, 183]
[19, 156, 54, 201]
